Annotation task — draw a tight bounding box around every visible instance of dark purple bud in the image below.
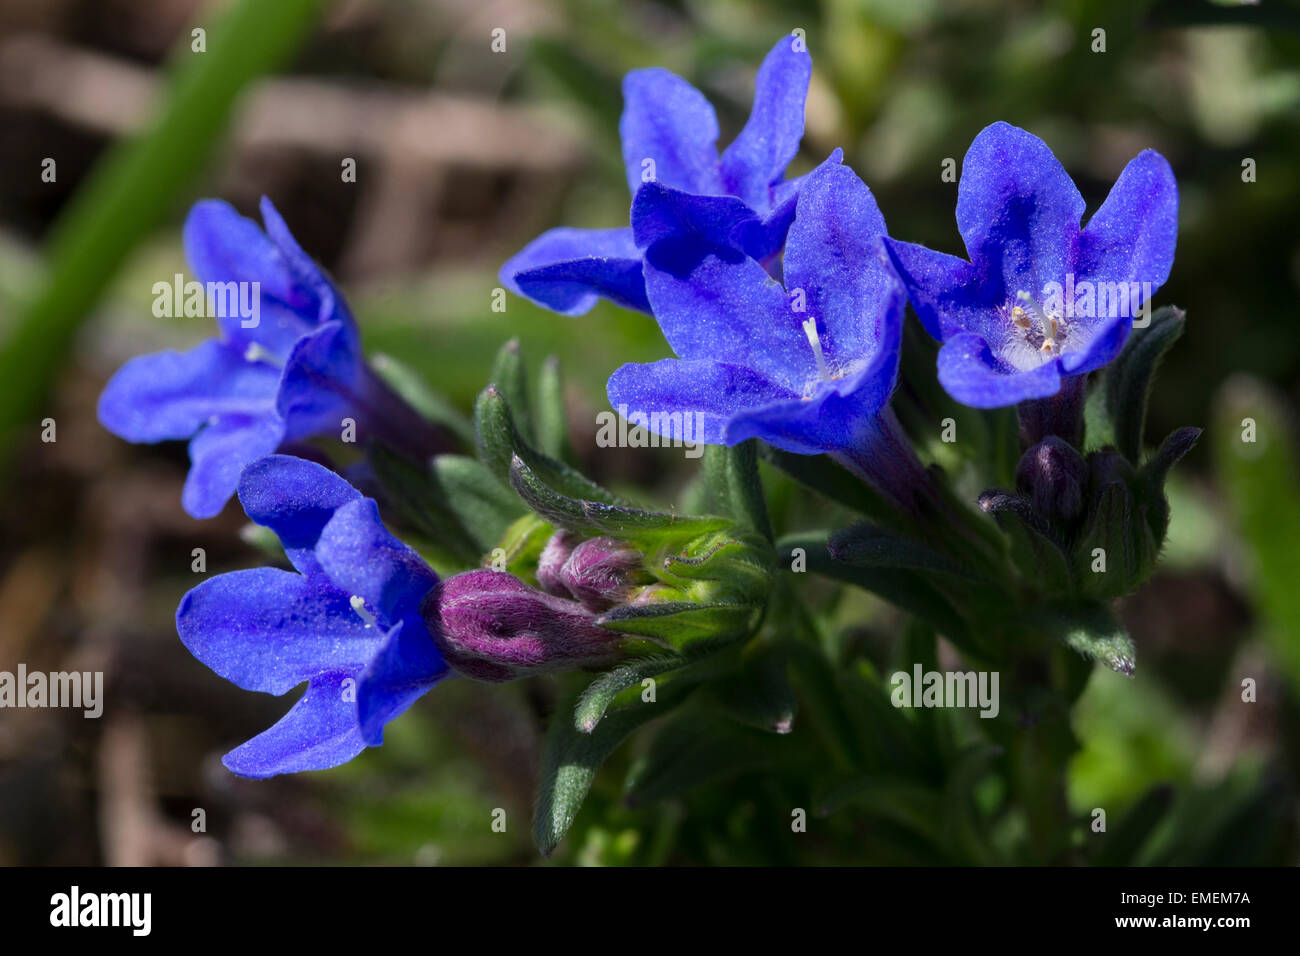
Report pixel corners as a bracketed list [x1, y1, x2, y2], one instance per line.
[1015, 436, 1086, 527]
[556, 536, 647, 611]
[423, 569, 624, 682]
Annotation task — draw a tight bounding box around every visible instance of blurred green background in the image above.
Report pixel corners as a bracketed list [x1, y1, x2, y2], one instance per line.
[0, 0, 1297, 864]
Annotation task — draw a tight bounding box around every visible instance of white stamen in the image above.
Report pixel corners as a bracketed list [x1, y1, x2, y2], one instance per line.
[350, 595, 378, 628]
[244, 342, 281, 367]
[802, 318, 832, 384]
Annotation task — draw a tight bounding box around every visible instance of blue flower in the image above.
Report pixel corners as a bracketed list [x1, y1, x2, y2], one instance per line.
[176, 455, 447, 777]
[883, 122, 1178, 409]
[98, 198, 445, 518]
[501, 35, 836, 316]
[606, 163, 905, 460]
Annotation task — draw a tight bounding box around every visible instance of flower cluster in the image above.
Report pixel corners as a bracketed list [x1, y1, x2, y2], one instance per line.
[101, 31, 1191, 850]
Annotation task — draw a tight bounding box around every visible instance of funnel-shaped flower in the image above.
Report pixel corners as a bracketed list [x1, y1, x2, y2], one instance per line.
[501, 35, 830, 315]
[98, 198, 446, 518]
[606, 162, 905, 460]
[884, 122, 1178, 409]
[176, 455, 446, 777]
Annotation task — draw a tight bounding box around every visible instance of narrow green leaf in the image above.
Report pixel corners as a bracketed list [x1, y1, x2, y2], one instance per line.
[370, 353, 475, 447]
[1034, 602, 1136, 676]
[779, 533, 976, 654]
[488, 338, 532, 445]
[1103, 305, 1185, 463]
[828, 521, 983, 581]
[533, 677, 698, 856]
[432, 455, 525, 553]
[367, 444, 479, 565]
[535, 355, 575, 463]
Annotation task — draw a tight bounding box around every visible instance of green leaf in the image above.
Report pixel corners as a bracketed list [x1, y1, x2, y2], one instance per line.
[535, 355, 575, 463]
[1137, 426, 1202, 542]
[432, 455, 525, 553]
[817, 776, 946, 845]
[1034, 602, 1136, 676]
[760, 445, 899, 526]
[370, 353, 475, 447]
[706, 642, 798, 735]
[828, 521, 984, 581]
[367, 444, 480, 565]
[976, 491, 1073, 594]
[623, 705, 792, 807]
[533, 677, 698, 857]
[1102, 305, 1185, 463]
[509, 453, 724, 541]
[779, 533, 977, 654]
[573, 656, 684, 734]
[701, 440, 772, 540]
[476, 385, 621, 505]
[0, 0, 328, 456]
[595, 600, 758, 654]
[488, 338, 533, 446]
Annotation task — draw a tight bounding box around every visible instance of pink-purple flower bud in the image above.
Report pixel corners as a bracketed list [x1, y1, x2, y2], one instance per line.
[422, 569, 625, 682]
[534, 531, 647, 611]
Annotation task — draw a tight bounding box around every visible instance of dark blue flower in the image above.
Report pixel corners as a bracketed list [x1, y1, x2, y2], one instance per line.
[501, 35, 834, 316]
[176, 455, 447, 777]
[606, 162, 905, 460]
[98, 198, 445, 518]
[883, 122, 1178, 409]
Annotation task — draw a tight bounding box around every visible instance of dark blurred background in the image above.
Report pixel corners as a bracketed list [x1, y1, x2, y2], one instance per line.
[0, 0, 1297, 865]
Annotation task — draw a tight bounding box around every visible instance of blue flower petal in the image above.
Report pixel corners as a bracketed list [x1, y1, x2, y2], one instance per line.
[276, 321, 364, 440]
[1059, 311, 1132, 377]
[222, 673, 368, 778]
[936, 332, 1063, 408]
[315, 498, 439, 622]
[176, 566, 383, 695]
[956, 122, 1084, 298]
[183, 200, 333, 355]
[501, 227, 650, 315]
[784, 163, 897, 371]
[1076, 149, 1178, 293]
[182, 414, 284, 518]
[97, 339, 279, 443]
[642, 241, 817, 393]
[607, 358, 795, 446]
[238, 454, 361, 577]
[619, 68, 721, 196]
[882, 238, 999, 342]
[720, 36, 812, 209]
[631, 181, 760, 251]
[356, 621, 447, 746]
[745, 149, 845, 263]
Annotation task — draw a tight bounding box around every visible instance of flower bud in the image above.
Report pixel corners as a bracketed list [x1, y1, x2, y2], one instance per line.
[536, 530, 581, 597]
[535, 531, 650, 611]
[1015, 436, 1086, 528]
[423, 569, 625, 682]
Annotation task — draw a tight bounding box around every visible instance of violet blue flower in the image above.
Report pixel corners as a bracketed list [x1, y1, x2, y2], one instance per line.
[98, 197, 447, 519]
[176, 455, 447, 777]
[606, 162, 915, 501]
[501, 35, 836, 316]
[883, 122, 1178, 410]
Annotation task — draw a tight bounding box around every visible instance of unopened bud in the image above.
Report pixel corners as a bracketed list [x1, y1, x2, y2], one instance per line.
[535, 531, 648, 611]
[423, 569, 625, 682]
[1015, 436, 1086, 527]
